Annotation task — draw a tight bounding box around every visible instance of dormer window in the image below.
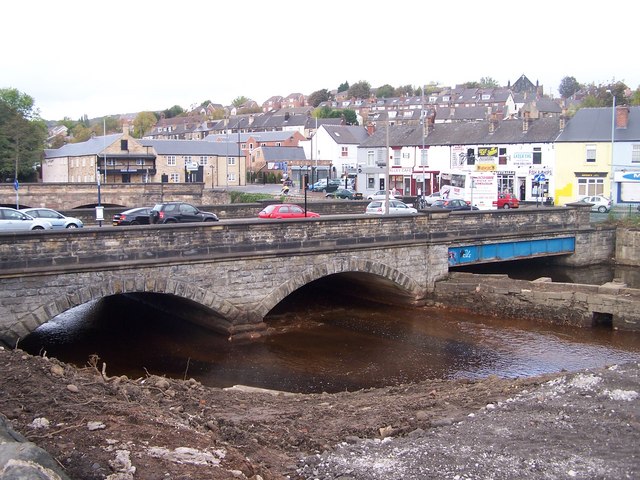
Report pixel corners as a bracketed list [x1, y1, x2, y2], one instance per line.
[121, 139, 128, 151]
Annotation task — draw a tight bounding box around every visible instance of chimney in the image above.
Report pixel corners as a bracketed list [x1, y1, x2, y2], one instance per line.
[522, 111, 530, 132]
[122, 123, 129, 137]
[560, 108, 567, 130]
[489, 113, 498, 133]
[616, 105, 629, 129]
[366, 122, 375, 136]
[249, 114, 254, 125]
[427, 112, 435, 133]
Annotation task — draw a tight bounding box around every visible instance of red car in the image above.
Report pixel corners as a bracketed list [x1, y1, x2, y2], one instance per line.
[493, 193, 519, 209]
[258, 203, 320, 219]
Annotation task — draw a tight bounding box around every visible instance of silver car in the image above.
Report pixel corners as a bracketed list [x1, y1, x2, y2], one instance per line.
[0, 207, 53, 231]
[20, 207, 84, 229]
[365, 199, 418, 215]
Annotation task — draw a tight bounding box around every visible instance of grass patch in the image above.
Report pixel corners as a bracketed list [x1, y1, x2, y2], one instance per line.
[229, 191, 275, 203]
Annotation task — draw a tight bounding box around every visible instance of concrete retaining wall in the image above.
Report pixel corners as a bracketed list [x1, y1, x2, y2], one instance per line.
[616, 227, 640, 266]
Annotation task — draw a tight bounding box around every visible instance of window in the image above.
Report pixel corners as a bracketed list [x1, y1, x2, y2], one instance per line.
[586, 144, 596, 163]
[170, 173, 180, 182]
[367, 174, 375, 189]
[420, 149, 428, 166]
[184, 156, 192, 165]
[136, 159, 144, 166]
[199, 156, 208, 166]
[578, 177, 604, 196]
[632, 144, 640, 163]
[341, 146, 348, 157]
[121, 140, 128, 151]
[367, 150, 375, 167]
[533, 147, 542, 164]
[107, 159, 115, 166]
[228, 157, 236, 165]
[499, 147, 507, 165]
[393, 150, 401, 166]
[466, 148, 475, 165]
[167, 155, 176, 166]
[228, 173, 236, 182]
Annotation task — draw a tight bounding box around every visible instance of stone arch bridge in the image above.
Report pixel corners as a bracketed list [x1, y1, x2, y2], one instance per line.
[0, 206, 612, 346]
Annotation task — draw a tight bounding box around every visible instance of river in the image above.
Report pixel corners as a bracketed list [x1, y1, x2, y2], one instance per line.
[20, 262, 640, 394]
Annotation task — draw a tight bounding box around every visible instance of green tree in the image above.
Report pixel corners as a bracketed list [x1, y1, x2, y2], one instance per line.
[394, 85, 414, 97]
[479, 77, 499, 88]
[462, 81, 481, 88]
[71, 124, 94, 143]
[308, 89, 330, 107]
[630, 87, 640, 106]
[347, 81, 371, 99]
[375, 84, 395, 98]
[133, 111, 158, 138]
[0, 99, 46, 182]
[559, 76, 581, 98]
[0, 88, 39, 120]
[163, 105, 184, 118]
[342, 109, 358, 125]
[232, 96, 249, 108]
[337, 81, 349, 93]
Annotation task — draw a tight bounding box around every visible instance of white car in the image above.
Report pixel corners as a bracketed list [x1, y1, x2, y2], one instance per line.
[423, 192, 442, 205]
[366, 190, 403, 201]
[20, 207, 84, 229]
[365, 199, 417, 215]
[577, 195, 611, 213]
[0, 207, 53, 231]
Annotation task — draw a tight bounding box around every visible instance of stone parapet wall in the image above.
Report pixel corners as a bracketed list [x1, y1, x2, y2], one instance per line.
[616, 227, 640, 266]
[430, 272, 640, 332]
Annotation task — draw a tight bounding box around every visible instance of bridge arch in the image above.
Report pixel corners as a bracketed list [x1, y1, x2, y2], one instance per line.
[255, 256, 423, 319]
[11, 272, 242, 344]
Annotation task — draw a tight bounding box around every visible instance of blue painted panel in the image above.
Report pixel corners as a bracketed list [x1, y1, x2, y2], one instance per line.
[448, 237, 575, 266]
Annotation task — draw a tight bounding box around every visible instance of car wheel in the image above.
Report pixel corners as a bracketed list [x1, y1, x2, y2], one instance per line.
[598, 206, 607, 213]
[32, 226, 45, 230]
[164, 219, 177, 223]
[204, 218, 216, 222]
[66, 224, 79, 228]
[130, 220, 140, 225]
[322, 188, 327, 193]
[502, 204, 510, 209]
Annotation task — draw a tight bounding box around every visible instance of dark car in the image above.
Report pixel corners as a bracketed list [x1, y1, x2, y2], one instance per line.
[112, 207, 152, 226]
[310, 179, 342, 193]
[149, 202, 219, 224]
[431, 199, 479, 211]
[325, 188, 362, 200]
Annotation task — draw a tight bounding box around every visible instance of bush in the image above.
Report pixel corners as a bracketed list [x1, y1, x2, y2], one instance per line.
[229, 191, 274, 203]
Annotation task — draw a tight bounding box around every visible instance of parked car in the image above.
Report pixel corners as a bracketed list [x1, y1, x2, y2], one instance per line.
[431, 199, 479, 211]
[366, 190, 403, 201]
[149, 202, 218, 224]
[423, 192, 442, 205]
[325, 188, 362, 200]
[20, 207, 83, 229]
[0, 207, 53, 231]
[309, 179, 341, 193]
[492, 193, 520, 209]
[365, 199, 417, 215]
[258, 203, 320, 219]
[578, 195, 611, 213]
[112, 207, 152, 226]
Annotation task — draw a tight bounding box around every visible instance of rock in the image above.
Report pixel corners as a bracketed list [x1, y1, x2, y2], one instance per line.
[66, 384, 79, 393]
[87, 421, 106, 431]
[379, 425, 394, 438]
[50, 365, 64, 377]
[29, 418, 50, 429]
[154, 378, 170, 390]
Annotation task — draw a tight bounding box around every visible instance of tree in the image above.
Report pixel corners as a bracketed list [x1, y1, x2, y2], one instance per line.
[232, 96, 249, 108]
[342, 109, 358, 125]
[559, 76, 581, 99]
[337, 81, 349, 93]
[0, 99, 46, 182]
[313, 107, 359, 125]
[394, 85, 415, 97]
[0, 88, 39, 120]
[479, 77, 499, 88]
[347, 81, 371, 99]
[163, 105, 184, 118]
[133, 111, 158, 138]
[308, 89, 330, 107]
[375, 84, 395, 98]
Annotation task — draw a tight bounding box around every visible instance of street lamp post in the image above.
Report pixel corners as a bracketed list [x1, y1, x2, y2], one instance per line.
[607, 89, 616, 203]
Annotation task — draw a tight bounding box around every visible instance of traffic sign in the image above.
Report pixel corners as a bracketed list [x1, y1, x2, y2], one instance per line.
[13, 179, 19, 191]
[533, 173, 546, 184]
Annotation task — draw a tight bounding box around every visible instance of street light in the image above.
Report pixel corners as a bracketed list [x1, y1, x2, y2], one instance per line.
[606, 89, 615, 203]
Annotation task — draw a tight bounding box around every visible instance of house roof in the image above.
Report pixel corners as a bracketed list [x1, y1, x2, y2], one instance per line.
[556, 106, 640, 142]
[323, 125, 370, 144]
[204, 131, 300, 143]
[259, 146, 306, 161]
[140, 139, 240, 156]
[360, 117, 562, 148]
[44, 134, 123, 158]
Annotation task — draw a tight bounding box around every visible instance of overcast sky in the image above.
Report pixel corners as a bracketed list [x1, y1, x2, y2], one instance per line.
[3, 0, 637, 121]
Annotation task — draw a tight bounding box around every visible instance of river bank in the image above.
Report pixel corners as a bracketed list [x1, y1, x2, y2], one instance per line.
[1, 346, 639, 479]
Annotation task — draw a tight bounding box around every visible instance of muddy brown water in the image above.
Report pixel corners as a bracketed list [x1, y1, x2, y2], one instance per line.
[20, 263, 640, 394]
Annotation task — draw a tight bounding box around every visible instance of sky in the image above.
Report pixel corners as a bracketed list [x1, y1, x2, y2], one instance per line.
[2, 0, 638, 121]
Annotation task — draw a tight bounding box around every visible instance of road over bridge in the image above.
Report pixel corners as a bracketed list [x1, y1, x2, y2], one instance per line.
[0, 206, 614, 345]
